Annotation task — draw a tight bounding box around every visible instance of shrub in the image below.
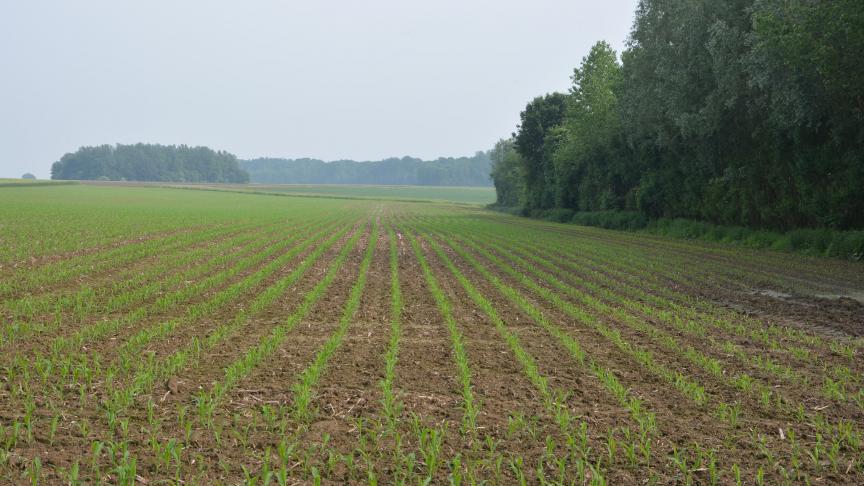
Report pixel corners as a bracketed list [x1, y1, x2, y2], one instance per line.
[489, 206, 864, 261]
[547, 208, 575, 223]
[571, 211, 648, 230]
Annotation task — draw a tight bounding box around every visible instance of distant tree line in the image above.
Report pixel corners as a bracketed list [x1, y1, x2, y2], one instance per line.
[492, 0, 864, 231]
[51, 144, 249, 183]
[241, 153, 492, 186]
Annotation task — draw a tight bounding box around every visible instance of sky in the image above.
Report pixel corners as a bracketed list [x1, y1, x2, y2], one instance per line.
[0, 1, 638, 179]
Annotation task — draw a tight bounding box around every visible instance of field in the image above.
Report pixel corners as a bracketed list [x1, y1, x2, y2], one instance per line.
[1, 184, 864, 485]
[0, 180, 75, 188]
[238, 184, 496, 205]
[93, 182, 498, 205]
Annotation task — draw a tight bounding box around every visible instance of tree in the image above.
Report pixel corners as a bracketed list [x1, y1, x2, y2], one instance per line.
[490, 0, 864, 231]
[620, 0, 758, 222]
[50, 144, 249, 183]
[553, 41, 628, 211]
[746, 0, 864, 229]
[489, 139, 524, 207]
[513, 93, 568, 210]
[21, 173, 36, 180]
[239, 153, 493, 186]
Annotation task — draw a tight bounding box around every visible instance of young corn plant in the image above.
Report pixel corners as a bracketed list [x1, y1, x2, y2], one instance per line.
[292, 222, 378, 420]
[406, 230, 478, 434]
[380, 226, 404, 431]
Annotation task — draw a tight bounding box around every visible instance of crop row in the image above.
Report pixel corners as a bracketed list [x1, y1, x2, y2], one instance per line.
[411, 215, 863, 483]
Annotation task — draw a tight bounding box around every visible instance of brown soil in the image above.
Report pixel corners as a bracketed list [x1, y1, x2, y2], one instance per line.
[3, 212, 864, 485]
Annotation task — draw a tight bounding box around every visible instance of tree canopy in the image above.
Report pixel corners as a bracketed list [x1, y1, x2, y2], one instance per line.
[50, 144, 249, 183]
[493, 0, 864, 231]
[241, 153, 492, 186]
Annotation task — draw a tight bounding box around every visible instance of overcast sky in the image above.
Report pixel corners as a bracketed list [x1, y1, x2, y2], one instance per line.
[0, 1, 638, 178]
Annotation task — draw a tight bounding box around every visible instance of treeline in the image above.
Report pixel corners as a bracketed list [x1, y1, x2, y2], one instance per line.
[241, 153, 492, 186]
[492, 0, 864, 231]
[51, 144, 249, 183]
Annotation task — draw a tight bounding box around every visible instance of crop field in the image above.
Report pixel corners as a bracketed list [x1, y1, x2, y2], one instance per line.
[238, 184, 496, 205]
[105, 182, 498, 205]
[2, 184, 864, 485]
[0, 180, 75, 188]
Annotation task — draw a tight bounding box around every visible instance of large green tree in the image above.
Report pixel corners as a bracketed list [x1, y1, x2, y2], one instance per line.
[491, 0, 864, 231]
[746, 0, 864, 229]
[489, 138, 524, 207]
[513, 93, 567, 210]
[51, 144, 249, 183]
[620, 0, 758, 222]
[554, 41, 629, 212]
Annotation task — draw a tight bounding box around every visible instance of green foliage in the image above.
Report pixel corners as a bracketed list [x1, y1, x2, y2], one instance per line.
[644, 220, 864, 260]
[513, 93, 568, 210]
[488, 139, 524, 207]
[51, 143, 249, 183]
[570, 211, 648, 231]
[556, 211, 864, 260]
[496, 0, 864, 233]
[554, 41, 631, 212]
[241, 153, 492, 186]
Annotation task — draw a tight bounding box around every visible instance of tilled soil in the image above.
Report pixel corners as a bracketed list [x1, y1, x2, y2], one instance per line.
[2, 208, 863, 485]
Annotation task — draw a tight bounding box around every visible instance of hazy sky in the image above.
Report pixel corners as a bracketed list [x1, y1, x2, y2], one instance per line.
[0, 1, 638, 178]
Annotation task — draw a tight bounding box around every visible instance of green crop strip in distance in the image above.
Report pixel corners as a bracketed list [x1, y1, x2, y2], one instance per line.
[105, 221, 356, 415]
[291, 221, 378, 420]
[197, 221, 372, 424]
[404, 229, 477, 434]
[479, 214, 803, 293]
